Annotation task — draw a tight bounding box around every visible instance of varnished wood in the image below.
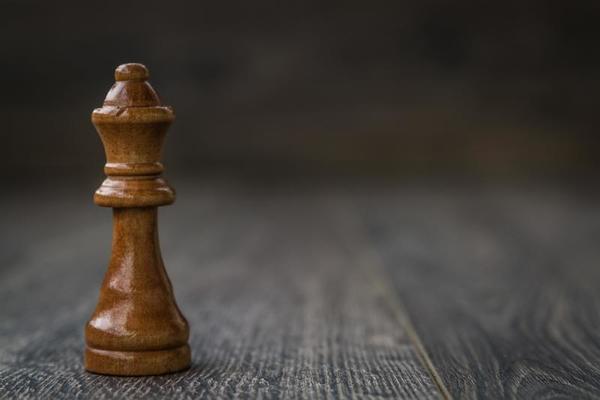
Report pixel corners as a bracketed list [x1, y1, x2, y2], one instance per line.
[85, 63, 190, 376]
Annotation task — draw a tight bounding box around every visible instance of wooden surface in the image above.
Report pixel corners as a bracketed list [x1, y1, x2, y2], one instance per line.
[358, 186, 600, 399]
[1, 182, 600, 399]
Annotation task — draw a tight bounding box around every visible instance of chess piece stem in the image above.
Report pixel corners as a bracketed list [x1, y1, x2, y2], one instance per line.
[85, 63, 190, 376]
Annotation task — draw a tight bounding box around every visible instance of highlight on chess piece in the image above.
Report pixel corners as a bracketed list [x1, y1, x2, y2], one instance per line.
[85, 63, 190, 376]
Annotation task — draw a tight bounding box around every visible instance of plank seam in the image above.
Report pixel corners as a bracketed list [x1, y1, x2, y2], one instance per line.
[368, 267, 453, 400]
[338, 202, 453, 400]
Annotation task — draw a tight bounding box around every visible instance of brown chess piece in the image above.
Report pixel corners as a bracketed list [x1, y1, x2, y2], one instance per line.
[84, 63, 190, 376]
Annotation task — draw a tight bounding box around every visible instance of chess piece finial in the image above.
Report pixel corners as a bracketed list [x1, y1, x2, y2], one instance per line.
[85, 63, 190, 376]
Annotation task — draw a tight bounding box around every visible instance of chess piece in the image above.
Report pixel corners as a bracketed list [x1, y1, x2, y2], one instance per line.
[85, 63, 190, 376]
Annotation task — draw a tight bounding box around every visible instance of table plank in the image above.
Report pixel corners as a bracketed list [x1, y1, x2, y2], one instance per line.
[0, 184, 441, 399]
[358, 187, 600, 399]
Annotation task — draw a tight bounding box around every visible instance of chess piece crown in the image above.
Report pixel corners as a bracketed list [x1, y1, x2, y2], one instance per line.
[93, 63, 175, 208]
[85, 63, 190, 376]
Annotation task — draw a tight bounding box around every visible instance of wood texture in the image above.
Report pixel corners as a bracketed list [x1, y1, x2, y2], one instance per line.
[0, 184, 441, 399]
[86, 63, 189, 375]
[358, 186, 600, 399]
[3, 182, 600, 399]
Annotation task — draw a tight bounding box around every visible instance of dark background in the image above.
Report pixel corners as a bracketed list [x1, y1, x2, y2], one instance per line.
[4, 2, 600, 397]
[2, 0, 599, 183]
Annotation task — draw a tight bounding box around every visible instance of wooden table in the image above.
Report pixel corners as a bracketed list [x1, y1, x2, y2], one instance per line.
[2, 181, 600, 399]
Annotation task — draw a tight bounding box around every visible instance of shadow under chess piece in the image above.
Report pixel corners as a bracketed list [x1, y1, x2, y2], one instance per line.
[84, 63, 190, 376]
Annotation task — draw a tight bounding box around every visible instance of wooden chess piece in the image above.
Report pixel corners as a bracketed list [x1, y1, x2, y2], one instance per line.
[84, 63, 190, 376]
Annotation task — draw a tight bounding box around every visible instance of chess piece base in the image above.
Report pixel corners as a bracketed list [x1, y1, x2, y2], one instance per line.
[84, 344, 191, 376]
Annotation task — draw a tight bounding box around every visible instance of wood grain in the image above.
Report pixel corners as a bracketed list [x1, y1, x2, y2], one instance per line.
[357, 186, 600, 399]
[0, 184, 441, 399]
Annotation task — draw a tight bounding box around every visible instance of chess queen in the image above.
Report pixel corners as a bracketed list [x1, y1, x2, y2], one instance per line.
[84, 63, 190, 376]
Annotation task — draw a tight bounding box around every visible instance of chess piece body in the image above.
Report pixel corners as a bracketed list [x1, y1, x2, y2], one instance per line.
[85, 63, 190, 376]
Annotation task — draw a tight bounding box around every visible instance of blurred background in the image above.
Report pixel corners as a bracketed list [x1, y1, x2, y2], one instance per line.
[3, 3, 600, 396]
[1, 0, 599, 184]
